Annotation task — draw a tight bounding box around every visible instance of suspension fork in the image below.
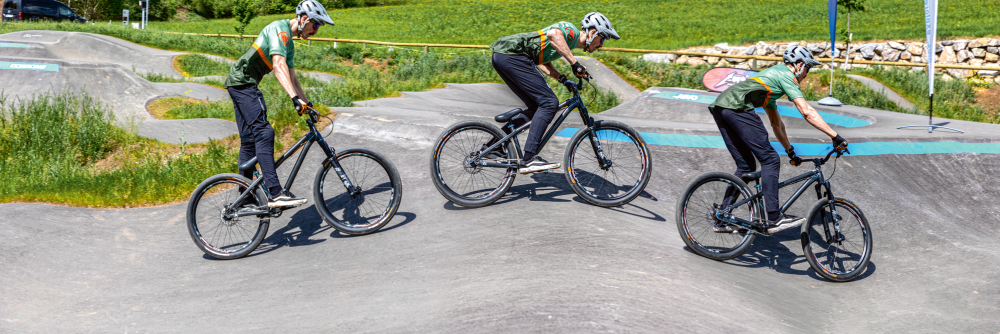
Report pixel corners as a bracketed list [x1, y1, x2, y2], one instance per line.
[315, 127, 361, 197]
[577, 105, 611, 169]
[815, 179, 844, 243]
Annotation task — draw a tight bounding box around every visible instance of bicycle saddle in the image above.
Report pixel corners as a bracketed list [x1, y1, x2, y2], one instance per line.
[741, 171, 762, 183]
[494, 108, 523, 123]
[238, 157, 258, 171]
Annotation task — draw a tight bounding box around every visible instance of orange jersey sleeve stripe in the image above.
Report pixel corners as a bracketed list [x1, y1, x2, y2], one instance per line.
[752, 77, 772, 107]
[537, 30, 546, 64]
[252, 43, 273, 70]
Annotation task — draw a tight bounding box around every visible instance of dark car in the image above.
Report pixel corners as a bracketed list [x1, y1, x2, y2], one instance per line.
[2, 0, 87, 23]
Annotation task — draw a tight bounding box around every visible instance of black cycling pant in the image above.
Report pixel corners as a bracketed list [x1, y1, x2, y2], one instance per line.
[229, 84, 283, 195]
[491, 52, 559, 161]
[710, 106, 781, 222]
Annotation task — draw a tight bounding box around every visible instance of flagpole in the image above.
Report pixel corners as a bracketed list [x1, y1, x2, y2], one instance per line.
[819, 0, 843, 106]
[897, 0, 963, 133]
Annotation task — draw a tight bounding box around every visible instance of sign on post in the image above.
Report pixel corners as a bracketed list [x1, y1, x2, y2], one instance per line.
[122, 9, 129, 26]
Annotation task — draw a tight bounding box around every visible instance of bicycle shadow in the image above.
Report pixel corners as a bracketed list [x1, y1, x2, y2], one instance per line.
[217, 205, 416, 259]
[442, 172, 665, 221]
[683, 228, 878, 282]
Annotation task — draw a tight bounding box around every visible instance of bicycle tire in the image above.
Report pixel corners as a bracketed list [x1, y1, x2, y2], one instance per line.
[676, 172, 759, 261]
[314, 148, 403, 235]
[430, 120, 516, 208]
[186, 173, 270, 260]
[801, 198, 873, 282]
[564, 120, 652, 207]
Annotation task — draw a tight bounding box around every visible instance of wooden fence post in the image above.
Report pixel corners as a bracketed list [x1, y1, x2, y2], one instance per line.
[424, 45, 429, 53]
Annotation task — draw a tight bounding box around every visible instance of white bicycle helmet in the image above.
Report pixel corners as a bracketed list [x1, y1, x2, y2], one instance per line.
[295, 0, 335, 36]
[581, 12, 619, 52]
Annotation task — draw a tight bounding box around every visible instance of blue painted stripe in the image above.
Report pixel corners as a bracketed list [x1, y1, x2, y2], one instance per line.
[0, 42, 29, 48]
[0, 61, 58, 72]
[554, 128, 1000, 156]
[650, 91, 871, 128]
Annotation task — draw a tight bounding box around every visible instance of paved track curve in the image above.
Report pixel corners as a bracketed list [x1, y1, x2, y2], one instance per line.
[0, 30, 341, 144]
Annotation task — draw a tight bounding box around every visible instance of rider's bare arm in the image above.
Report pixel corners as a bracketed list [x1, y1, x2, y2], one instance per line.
[546, 29, 578, 66]
[272, 54, 308, 103]
[792, 98, 837, 138]
[764, 107, 792, 150]
[289, 68, 308, 102]
[537, 62, 563, 81]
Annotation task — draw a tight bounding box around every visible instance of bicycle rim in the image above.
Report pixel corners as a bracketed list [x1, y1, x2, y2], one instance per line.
[567, 126, 649, 204]
[804, 201, 871, 280]
[318, 151, 398, 231]
[433, 125, 514, 202]
[680, 177, 756, 257]
[191, 179, 266, 256]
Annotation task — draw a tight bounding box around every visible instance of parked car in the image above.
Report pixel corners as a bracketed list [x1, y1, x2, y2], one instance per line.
[2, 0, 87, 23]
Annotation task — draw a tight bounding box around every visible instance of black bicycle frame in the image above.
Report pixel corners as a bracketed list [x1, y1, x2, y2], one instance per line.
[227, 115, 358, 216]
[719, 165, 835, 230]
[474, 83, 609, 169]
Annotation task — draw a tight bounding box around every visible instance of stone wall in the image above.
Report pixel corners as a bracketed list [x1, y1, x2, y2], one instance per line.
[641, 37, 1000, 83]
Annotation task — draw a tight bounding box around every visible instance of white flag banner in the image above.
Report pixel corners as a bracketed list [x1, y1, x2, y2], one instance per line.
[925, 0, 937, 95]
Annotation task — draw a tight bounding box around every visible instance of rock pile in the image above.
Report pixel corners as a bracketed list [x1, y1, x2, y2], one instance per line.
[641, 37, 1000, 83]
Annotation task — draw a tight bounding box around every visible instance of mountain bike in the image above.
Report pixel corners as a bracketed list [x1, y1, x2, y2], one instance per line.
[186, 107, 403, 260]
[429, 76, 652, 208]
[676, 148, 872, 282]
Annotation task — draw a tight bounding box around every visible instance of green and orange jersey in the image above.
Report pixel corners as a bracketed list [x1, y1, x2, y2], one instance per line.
[225, 19, 296, 88]
[490, 21, 582, 65]
[709, 64, 804, 111]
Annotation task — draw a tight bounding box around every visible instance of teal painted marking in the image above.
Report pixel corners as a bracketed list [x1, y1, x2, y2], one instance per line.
[0, 42, 29, 48]
[0, 61, 58, 72]
[650, 91, 871, 128]
[555, 128, 1000, 156]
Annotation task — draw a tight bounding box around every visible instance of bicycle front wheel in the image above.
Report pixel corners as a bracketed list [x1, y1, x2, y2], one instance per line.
[564, 120, 652, 207]
[314, 148, 403, 235]
[430, 121, 516, 208]
[187, 173, 270, 260]
[802, 198, 873, 282]
[676, 172, 758, 261]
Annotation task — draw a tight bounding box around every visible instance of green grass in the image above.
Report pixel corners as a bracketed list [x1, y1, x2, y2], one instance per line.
[175, 54, 232, 77]
[150, 0, 1000, 50]
[0, 91, 238, 207]
[850, 66, 999, 123]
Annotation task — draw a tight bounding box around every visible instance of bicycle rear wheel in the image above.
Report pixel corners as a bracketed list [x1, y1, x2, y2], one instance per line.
[564, 120, 652, 207]
[802, 198, 873, 282]
[186, 173, 270, 260]
[430, 121, 516, 208]
[676, 172, 759, 261]
[314, 148, 402, 235]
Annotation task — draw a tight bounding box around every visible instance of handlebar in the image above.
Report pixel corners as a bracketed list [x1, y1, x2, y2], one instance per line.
[299, 106, 320, 123]
[804, 147, 850, 166]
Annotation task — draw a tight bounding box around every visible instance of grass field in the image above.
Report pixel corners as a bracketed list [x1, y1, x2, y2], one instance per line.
[152, 0, 1000, 50]
[0, 91, 237, 207]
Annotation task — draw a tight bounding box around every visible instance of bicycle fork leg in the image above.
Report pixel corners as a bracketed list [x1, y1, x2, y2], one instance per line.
[317, 135, 361, 198]
[585, 128, 612, 169]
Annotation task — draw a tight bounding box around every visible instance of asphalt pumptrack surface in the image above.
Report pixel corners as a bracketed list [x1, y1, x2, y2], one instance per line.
[2, 31, 999, 333]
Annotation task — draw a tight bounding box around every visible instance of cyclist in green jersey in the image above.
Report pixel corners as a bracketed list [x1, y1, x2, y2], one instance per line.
[708, 45, 849, 233]
[224, 0, 334, 208]
[489, 12, 619, 174]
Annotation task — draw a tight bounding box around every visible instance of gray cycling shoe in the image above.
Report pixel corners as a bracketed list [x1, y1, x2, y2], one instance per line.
[268, 190, 308, 208]
[518, 156, 561, 174]
[765, 214, 806, 234]
[713, 223, 738, 233]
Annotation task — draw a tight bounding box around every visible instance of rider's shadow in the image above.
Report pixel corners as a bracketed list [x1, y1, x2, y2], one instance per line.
[702, 229, 877, 282]
[242, 205, 331, 258]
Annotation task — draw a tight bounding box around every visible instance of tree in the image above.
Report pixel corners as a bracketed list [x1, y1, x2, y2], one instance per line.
[838, 0, 868, 41]
[232, 0, 260, 41]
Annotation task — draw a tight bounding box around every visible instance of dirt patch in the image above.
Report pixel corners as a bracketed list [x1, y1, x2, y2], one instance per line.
[146, 96, 210, 120]
[975, 85, 1000, 114]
